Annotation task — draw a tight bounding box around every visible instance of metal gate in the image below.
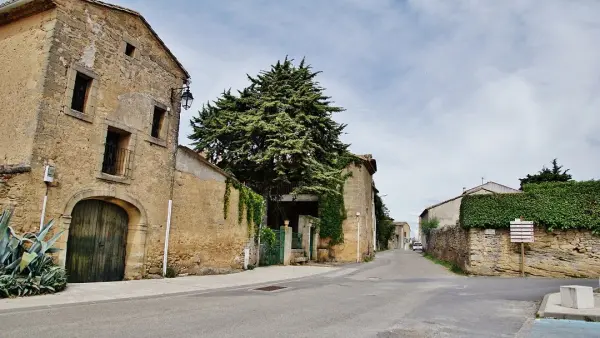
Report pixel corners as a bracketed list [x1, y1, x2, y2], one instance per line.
[260, 229, 284, 266]
[66, 199, 129, 283]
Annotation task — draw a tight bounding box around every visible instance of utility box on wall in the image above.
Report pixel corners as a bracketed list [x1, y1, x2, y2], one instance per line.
[43, 165, 55, 183]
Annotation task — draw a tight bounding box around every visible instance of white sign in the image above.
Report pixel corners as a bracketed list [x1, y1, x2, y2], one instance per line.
[484, 229, 496, 235]
[510, 219, 534, 243]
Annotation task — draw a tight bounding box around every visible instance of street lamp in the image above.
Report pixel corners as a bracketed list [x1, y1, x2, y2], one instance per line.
[172, 83, 194, 110]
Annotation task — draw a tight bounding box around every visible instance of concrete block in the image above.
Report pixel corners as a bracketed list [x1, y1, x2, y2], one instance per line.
[560, 285, 595, 309]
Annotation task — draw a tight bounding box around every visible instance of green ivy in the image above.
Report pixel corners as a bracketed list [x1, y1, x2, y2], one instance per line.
[223, 180, 232, 219]
[223, 178, 265, 238]
[460, 180, 600, 235]
[317, 183, 347, 246]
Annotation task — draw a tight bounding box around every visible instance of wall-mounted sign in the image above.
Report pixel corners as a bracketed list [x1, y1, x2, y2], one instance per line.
[484, 229, 496, 235]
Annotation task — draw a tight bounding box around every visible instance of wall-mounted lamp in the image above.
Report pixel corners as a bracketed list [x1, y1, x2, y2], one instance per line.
[172, 83, 194, 110]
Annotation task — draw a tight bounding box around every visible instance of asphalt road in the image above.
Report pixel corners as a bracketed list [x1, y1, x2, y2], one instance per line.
[0, 250, 597, 338]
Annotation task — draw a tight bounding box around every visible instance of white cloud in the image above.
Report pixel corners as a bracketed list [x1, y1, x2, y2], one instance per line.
[113, 0, 600, 232]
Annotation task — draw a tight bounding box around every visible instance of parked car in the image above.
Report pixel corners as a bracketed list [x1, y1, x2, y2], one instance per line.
[412, 242, 423, 251]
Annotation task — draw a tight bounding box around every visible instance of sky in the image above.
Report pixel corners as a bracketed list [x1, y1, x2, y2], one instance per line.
[113, 0, 600, 237]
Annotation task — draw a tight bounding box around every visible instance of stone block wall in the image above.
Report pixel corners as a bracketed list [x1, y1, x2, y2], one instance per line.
[427, 225, 469, 270]
[428, 225, 600, 278]
[469, 227, 600, 278]
[163, 147, 254, 276]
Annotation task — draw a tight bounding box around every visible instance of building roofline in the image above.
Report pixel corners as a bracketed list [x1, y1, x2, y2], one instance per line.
[419, 186, 498, 217]
[177, 145, 234, 180]
[0, 0, 190, 79]
[463, 181, 519, 194]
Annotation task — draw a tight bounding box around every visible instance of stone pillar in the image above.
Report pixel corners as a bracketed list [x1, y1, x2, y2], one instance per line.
[281, 222, 292, 266]
[299, 215, 311, 257]
[312, 230, 319, 261]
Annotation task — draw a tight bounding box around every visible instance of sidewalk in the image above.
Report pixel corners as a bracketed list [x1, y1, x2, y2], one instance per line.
[0, 265, 337, 312]
[538, 292, 600, 322]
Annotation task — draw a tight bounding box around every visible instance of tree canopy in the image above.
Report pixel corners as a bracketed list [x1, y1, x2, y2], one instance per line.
[375, 193, 395, 250]
[519, 159, 572, 189]
[189, 58, 350, 198]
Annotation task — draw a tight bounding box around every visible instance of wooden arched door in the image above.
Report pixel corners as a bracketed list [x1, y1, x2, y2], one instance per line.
[66, 199, 129, 283]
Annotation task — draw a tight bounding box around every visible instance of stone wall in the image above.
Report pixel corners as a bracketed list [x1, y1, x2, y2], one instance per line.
[428, 225, 600, 278]
[332, 162, 375, 262]
[165, 147, 253, 275]
[469, 227, 600, 278]
[0, 9, 55, 165]
[427, 225, 469, 270]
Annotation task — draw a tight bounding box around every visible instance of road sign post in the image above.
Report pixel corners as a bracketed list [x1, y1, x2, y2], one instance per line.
[510, 218, 534, 277]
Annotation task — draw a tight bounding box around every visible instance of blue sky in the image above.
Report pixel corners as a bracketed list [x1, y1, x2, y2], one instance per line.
[112, 0, 600, 237]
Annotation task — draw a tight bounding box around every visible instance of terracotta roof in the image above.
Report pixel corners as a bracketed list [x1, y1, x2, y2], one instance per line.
[0, 0, 190, 79]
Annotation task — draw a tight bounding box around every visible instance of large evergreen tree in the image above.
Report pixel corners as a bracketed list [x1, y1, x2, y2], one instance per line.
[189, 58, 350, 198]
[519, 159, 572, 189]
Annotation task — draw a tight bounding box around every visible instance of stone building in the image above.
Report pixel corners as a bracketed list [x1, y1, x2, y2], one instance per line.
[389, 221, 410, 250]
[266, 154, 378, 263]
[0, 0, 253, 282]
[331, 155, 378, 262]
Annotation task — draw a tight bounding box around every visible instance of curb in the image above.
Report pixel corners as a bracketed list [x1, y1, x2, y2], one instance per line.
[536, 293, 550, 318]
[0, 269, 334, 315]
[537, 292, 600, 322]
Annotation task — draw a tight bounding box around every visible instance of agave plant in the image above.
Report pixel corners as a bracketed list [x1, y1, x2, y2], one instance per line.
[0, 209, 67, 298]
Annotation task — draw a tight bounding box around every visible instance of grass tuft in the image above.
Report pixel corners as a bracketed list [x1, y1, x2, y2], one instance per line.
[423, 253, 467, 275]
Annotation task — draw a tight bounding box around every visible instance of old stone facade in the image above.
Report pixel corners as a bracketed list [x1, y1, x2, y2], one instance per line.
[0, 0, 252, 281]
[428, 225, 600, 278]
[331, 156, 377, 262]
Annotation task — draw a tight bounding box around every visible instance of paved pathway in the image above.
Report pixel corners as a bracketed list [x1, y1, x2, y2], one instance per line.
[0, 250, 597, 337]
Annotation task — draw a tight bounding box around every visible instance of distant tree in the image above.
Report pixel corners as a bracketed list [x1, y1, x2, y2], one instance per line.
[519, 159, 572, 190]
[375, 193, 395, 250]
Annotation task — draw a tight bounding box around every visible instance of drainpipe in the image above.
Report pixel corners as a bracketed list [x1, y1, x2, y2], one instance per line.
[162, 104, 178, 277]
[356, 212, 361, 262]
[39, 185, 49, 231]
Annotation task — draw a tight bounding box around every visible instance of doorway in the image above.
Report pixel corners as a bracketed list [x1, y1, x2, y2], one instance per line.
[66, 199, 129, 283]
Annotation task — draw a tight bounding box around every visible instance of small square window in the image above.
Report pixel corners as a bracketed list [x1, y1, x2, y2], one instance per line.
[125, 43, 136, 57]
[151, 106, 166, 139]
[71, 72, 92, 113]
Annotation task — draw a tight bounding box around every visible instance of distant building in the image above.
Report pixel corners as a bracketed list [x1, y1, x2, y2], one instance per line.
[418, 181, 520, 246]
[389, 221, 411, 250]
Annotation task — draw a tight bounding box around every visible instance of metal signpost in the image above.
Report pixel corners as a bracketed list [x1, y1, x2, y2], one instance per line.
[510, 218, 534, 277]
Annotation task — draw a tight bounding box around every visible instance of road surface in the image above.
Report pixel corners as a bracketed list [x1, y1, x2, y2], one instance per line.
[0, 250, 597, 337]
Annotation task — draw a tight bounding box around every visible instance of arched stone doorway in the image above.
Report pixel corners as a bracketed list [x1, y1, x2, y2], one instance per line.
[57, 189, 148, 282]
[66, 200, 129, 282]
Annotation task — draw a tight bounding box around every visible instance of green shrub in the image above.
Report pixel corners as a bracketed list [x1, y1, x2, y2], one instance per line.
[460, 180, 600, 234]
[421, 218, 439, 236]
[165, 266, 177, 278]
[260, 227, 277, 248]
[0, 209, 67, 298]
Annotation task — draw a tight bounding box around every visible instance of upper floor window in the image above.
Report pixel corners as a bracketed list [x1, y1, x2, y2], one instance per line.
[71, 72, 92, 113]
[102, 127, 131, 177]
[125, 43, 136, 57]
[151, 106, 166, 139]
